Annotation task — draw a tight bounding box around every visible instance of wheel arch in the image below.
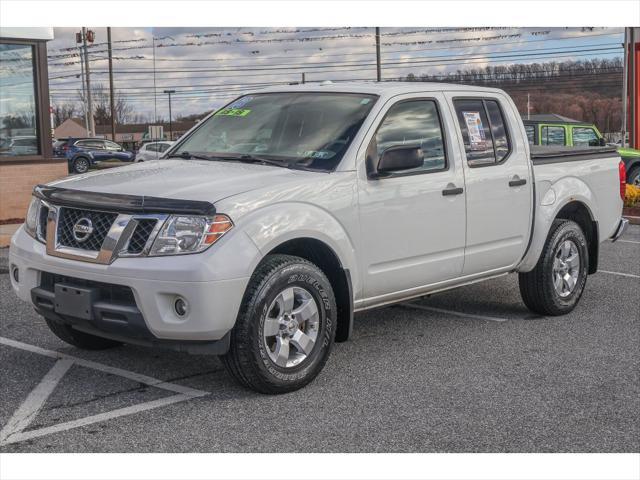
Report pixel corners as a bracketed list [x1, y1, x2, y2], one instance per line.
[266, 237, 354, 342]
[233, 202, 359, 342]
[554, 201, 599, 274]
[518, 178, 600, 273]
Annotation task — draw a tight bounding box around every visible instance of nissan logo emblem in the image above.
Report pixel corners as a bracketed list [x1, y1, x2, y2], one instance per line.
[72, 217, 94, 243]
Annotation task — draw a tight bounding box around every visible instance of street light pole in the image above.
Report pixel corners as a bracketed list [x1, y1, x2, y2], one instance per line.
[375, 27, 382, 82]
[163, 90, 176, 140]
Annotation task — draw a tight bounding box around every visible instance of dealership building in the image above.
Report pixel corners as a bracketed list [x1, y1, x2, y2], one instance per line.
[0, 28, 67, 246]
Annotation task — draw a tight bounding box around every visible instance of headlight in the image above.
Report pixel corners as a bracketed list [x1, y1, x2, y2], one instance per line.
[24, 197, 40, 239]
[149, 214, 233, 256]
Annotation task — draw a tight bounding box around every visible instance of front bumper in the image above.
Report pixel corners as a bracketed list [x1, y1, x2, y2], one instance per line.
[9, 225, 255, 343]
[610, 217, 629, 242]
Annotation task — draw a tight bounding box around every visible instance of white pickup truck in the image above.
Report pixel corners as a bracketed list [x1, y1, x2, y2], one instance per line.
[9, 83, 628, 393]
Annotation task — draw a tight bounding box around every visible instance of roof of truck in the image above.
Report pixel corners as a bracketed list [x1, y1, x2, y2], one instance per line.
[522, 114, 587, 125]
[250, 81, 506, 96]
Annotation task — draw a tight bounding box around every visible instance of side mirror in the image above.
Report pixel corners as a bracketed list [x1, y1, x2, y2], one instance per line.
[598, 138, 606, 147]
[372, 145, 424, 177]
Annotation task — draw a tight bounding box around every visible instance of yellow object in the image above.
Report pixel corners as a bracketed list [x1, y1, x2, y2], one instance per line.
[624, 184, 640, 207]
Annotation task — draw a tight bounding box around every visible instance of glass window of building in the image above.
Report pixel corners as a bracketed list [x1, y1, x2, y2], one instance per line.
[0, 43, 40, 157]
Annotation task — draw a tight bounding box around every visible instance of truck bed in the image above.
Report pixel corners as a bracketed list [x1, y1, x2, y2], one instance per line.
[530, 145, 619, 165]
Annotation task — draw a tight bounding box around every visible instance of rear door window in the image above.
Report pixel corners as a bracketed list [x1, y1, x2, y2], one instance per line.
[572, 127, 600, 147]
[541, 126, 566, 146]
[524, 125, 535, 145]
[485, 100, 510, 162]
[453, 98, 511, 166]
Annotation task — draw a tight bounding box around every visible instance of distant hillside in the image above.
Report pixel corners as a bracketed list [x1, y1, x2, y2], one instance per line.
[401, 57, 624, 133]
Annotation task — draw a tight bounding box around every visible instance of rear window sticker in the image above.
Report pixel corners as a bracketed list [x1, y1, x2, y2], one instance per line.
[463, 111, 486, 150]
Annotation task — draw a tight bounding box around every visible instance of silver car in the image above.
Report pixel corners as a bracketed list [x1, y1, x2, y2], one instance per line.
[135, 141, 174, 162]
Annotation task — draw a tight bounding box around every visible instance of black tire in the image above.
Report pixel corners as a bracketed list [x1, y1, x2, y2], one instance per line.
[72, 157, 90, 174]
[519, 219, 589, 316]
[221, 254, 337, 394]
[45, 318, 122, 350]
[627, 166, 640, 186]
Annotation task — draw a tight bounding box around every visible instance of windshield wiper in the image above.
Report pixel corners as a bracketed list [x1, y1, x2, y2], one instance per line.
[168, 151, 215, 161]
[236, 154, 290, 168]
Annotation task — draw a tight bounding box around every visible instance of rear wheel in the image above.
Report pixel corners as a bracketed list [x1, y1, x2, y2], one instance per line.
[72, 157, 90, 174]
[221, 254, 336, 394]
[627, 166, 640, 186]
[45, 318, 122, 350]
[519, 219, 589, 316]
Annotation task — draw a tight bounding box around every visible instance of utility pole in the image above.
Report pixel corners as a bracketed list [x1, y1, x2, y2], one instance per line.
[301, 72, 306, 84]
[527, 93, 531, 120]
[630, 28, 637, 149]
[163, 90, 175, 140]
[375, 27, 382, 82]
[81, 27, 95, 137]
[621, 28, 629, 147]
[77, 45, 89, 133]
[153, 36, 158, 124]
[107, 27, 116, 142]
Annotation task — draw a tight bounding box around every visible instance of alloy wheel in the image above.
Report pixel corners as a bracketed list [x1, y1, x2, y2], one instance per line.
[263, 286, 320, 368]
[552, 240, 580, 298]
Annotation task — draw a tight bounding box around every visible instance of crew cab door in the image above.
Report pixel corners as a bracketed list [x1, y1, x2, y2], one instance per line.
[448, 95, 532, 275]
[357, 94, 466, 305]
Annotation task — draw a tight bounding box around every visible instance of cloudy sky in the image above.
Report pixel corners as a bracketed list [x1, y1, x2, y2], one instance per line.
[46, 27, 624, 121]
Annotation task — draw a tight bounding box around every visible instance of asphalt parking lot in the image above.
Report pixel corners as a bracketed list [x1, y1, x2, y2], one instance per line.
[1, 226, 638, 453]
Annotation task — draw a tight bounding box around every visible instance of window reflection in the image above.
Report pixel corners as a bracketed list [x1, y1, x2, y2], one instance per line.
[374, 100, 446, 174]
[0, 43, 40, 156]
[541, 126, 566, 146]
[572, 127, 599, 147]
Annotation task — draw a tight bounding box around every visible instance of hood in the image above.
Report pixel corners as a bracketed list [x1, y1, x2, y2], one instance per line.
[49, 159, 318, 203]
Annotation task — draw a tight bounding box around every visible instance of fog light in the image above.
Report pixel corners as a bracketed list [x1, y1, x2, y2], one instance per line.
[174, 297, 188, 317]
[11, 265, 19, 283]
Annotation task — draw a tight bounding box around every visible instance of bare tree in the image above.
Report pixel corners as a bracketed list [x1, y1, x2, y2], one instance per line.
[52, 103, 78, 128]
[77, 83, 134, 125]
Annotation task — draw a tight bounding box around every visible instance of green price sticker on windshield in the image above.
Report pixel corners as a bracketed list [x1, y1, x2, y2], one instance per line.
[216, 108, 251, 117]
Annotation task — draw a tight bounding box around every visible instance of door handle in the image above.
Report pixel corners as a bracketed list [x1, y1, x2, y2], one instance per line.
[509, 178, 527, 187]
[442, 186, 464, 196]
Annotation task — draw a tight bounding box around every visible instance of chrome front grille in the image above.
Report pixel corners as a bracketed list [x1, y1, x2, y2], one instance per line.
[57, 207, 118, 251]
[39, 202, 167, 264]
[126, 219, 158, 254]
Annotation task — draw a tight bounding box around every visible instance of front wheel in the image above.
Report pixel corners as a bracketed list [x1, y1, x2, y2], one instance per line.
[519, 219, 589, 316]
[72, 157, 90, 174]
[221, 254, 336, 394]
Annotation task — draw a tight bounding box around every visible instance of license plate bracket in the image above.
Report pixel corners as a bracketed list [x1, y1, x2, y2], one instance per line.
[54, 283, 97, 320]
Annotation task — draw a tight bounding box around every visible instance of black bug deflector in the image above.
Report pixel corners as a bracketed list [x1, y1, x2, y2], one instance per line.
[34, 185, 217, 216]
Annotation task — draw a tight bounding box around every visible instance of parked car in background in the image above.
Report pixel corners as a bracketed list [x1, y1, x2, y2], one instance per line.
[0, 135, 38, 156]
[135, 141, 174, 162]
[54, 137, 135, 174]
[523, 115, 640, 185]
[10, 83, 627, 393]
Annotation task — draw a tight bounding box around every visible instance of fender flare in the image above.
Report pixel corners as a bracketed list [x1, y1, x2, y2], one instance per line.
[517, 177, 598, 272]
[236, 202, 361, 299]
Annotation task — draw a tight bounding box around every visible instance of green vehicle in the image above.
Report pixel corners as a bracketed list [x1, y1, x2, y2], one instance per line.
[523, 114, 640, 185]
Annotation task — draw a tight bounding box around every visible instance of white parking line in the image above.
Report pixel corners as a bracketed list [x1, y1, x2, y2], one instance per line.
[0, 359, 73, 445]
[399, 303, 508, 322]
[617, 239, 640, 244]
[0, 336, 210, 446]
[599, 270, 640, 279]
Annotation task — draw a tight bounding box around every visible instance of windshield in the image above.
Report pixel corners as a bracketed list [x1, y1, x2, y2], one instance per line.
[172, 92, 377, 171]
